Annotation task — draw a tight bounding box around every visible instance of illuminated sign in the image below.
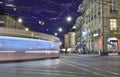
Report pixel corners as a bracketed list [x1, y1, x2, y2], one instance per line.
[93, 33, 98, 37]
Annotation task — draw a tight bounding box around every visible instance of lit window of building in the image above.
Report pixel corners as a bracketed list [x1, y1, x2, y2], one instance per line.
[110, 0, 117, 12]
[110, 19, 117, 30]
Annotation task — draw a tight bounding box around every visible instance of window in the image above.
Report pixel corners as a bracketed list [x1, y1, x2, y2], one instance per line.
[110, 19, 117, 30]
[90, 0, 93, 4]
[110, 0, 117, 12]
[0, 20, 5, 27]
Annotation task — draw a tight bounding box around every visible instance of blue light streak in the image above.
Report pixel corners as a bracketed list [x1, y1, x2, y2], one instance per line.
[0, 36, 60, 52]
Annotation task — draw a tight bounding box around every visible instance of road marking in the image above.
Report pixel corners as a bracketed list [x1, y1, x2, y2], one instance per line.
[0, 67, 77, 74]
[106, 71, 120, 76]
[61, 59, 120, 76]
[0, 68, 79, 77]
[59, 60, 104, 76]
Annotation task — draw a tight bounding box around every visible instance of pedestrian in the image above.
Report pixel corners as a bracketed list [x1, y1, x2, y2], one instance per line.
[99, 49, 101, 55]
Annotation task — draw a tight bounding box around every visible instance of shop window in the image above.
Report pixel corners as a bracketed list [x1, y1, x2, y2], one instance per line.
[110, 19, 117, 30]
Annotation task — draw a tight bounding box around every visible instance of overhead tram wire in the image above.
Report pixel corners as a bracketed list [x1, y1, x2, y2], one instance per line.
[8, 0, 79, 23]
[55, 0, 76, 20]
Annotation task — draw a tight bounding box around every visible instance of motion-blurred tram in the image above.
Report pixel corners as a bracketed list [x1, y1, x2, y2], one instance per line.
[0, 28, 61, 61]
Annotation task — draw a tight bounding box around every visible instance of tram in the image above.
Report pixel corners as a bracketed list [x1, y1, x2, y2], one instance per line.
[0, 28, 61, 61]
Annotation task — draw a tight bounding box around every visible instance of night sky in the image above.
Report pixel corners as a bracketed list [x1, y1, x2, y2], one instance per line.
[0, 0, 83, 40]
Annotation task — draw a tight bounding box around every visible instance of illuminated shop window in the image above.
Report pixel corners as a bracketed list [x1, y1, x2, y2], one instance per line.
[110, 19, 117, 30]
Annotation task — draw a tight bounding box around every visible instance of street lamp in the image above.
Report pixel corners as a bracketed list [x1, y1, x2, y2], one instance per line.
[58, 28, 63, 32]
[25, 28, 29, 31]
[72, 26, 76, 29]
[82, 31, 87, 36]
[39, 20, 45, 25]
[18, 18, 23, 23]
[54, 33, 58, 36]
[14, 18, 23, 29]
[66, 16, 72, 22]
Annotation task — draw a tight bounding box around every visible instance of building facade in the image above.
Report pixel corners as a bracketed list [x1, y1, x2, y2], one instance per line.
[75, 0, 120, 55]
[0, 15, 25, 29]
[64, 32, 76, 53]
[64, 34, 69, 49]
